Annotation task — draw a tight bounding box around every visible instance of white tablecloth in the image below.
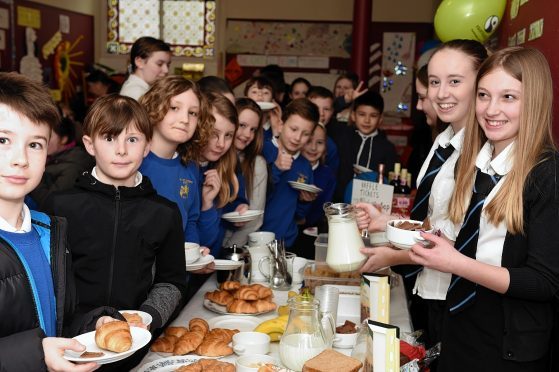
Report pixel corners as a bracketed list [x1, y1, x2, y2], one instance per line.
[132, 273, 411, 371]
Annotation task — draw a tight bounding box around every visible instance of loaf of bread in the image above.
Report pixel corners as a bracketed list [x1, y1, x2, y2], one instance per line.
[302, 349, 363, 372]
[195, 336, 234, 357]
[205, 290, 234, 306]
[150, 335, 178, 353]
[173, 330, 205, 355]
[95, 320, 132, 353]
[233, 287, 259, 301]
[189, 318, 209, 335]
[220, 281, 241, 291]
[226, 299, 258, 314]
[165, 326, 189, 339]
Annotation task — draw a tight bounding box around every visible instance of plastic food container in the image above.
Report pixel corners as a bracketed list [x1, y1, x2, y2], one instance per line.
[302, 261, 361, 293]
[314, 234, 328, 262]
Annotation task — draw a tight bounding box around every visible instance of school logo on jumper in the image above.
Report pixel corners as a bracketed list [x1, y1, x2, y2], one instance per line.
[179, 178, 193, 199]
[296, 173, 308, 184]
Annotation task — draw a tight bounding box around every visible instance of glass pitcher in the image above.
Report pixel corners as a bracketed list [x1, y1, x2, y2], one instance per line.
[279, 297, 334, 371]
[323, 202, 367, 272]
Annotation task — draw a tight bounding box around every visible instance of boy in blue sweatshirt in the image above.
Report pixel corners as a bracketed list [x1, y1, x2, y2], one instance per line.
[262, 98, 319, 247]
[0, 73, 119, 372]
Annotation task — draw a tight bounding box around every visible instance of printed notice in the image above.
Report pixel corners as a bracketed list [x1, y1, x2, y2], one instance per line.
[351, 179, 394, 214]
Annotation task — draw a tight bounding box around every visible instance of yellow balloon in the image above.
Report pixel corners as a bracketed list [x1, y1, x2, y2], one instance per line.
[434, 0, 506, 43]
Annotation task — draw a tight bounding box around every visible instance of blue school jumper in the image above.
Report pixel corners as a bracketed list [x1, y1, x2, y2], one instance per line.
[325, 136, 340, 174]
[262, 139, 313, 246]
[140, 151, 201, 243]
[0, 211, 56, 337]
[305, 163, 336, 227]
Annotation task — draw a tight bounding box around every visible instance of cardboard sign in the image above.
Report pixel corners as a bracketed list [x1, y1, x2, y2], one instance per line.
[351, 179, 394, 214]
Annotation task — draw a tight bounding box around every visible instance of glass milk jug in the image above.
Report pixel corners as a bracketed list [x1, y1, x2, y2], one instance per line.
[279, 297, 334, 371]
[323, 202, 367, 272]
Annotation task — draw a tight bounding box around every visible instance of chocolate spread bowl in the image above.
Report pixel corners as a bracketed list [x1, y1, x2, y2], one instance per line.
[386, 219, 434, 250]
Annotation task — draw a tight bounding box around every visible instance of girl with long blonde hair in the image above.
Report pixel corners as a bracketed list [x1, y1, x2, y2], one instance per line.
[410, 47, 559, 371]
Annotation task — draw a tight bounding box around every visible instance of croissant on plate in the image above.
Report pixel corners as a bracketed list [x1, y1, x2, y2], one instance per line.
[254, 299, 277, 313]
[121, 312, 143, 324]
[250, 284, 273, 299]
[233, 287, 259, 301]
[205, 290, 234, 306]
[95, 320, 132, 353]
[175, 359, 235, 372]
[173, 330, 205, 355]
[189, 318, 209, 335]
[226, 299, 258, 314]
[165, 326, 189, 339]
[195, 336, 233, 357]
[150, 335, 177, 353]
[220, 281, 241, 291]
[206, 328, 239, 343]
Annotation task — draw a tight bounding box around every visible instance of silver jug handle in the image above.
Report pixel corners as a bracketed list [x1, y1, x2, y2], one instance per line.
[258, 256, 271, 280]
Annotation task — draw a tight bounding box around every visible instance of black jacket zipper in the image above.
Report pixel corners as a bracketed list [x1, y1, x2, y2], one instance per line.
[106, 189, 120, 304]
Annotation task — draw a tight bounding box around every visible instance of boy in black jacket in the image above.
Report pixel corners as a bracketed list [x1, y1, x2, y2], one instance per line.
[0, 73, 120, 372]
[46, 95, 187, 335]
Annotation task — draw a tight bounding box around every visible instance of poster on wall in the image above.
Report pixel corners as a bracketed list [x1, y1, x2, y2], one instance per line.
[380, 32, 415, 119]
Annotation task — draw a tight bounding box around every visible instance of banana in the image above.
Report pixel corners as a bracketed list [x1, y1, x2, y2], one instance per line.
[268, 332, 283, 342]
[277, 305, 289, 316]
[254, 315, 289, 337]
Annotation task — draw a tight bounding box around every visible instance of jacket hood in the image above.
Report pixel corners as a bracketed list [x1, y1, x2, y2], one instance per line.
[75, 171, 157, 199]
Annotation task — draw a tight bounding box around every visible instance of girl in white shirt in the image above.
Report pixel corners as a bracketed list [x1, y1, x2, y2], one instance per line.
[411, 47, 559, 371]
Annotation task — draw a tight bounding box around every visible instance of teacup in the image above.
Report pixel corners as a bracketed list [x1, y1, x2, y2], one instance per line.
[235, 353, 277, 372]
[290, 256, 308, 284]
[184, 242, 201, 264]
[333, 330, 359, 349]
[232, 331, 270, 356]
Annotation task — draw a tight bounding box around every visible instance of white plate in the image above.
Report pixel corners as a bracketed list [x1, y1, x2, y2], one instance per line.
[119, 310, 153, 327]
[64, 327, 151, 364]
[213, 259, 243, 271]
[353, 164, 373, 173]
[256, 101, 276, 111]
[288, 181, 322, 193]
[186, 255, 215, 271]
[221, 210, 264, 223]
[137, 355, 213, 372]
[203, 299, 275, 316]
[208, 315, 261, 332]
[303, 227, 318, 237]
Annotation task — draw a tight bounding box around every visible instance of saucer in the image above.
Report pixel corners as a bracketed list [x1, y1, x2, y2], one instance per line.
[185, 255, 215, 271]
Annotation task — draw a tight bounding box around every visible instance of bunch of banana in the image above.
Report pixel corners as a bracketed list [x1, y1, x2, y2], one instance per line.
[254, 315, 289, 341]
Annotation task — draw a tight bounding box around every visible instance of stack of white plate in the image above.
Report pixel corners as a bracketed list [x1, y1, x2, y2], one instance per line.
[221, 210, 264, 223]
[288, 181, 322, 193]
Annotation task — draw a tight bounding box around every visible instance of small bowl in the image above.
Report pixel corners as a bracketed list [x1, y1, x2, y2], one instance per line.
[333, 330, 359, 349]
[232, 331, 270, 355]
[386, 219, 433, 250]
[235, 354, 278, 372]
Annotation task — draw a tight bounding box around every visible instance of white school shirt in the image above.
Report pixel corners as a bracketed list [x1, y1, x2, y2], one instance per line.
[414, 126, 464, 300]
[119, 74, 150, 101]
[91, 167, 143, 187]
[474, 141, 513, 266]
[0, 204, 31, 233]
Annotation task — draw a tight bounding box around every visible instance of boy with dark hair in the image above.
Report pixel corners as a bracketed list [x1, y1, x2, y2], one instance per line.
[261, 98, 318, 247]
[336, 90, 398, 201]
[307, 86, 340, 173]
[46, 94, 187, 333]
[0, 72, 119, 371]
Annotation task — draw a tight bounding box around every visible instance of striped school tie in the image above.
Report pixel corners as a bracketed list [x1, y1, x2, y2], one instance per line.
[410, 144, 455, 221]
[446, 168, 501, 314]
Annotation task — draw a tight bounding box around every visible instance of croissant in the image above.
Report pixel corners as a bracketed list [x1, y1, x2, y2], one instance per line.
[205, 290, 234, 306]
[250, 284, 273, 299]
[199, 359, 236, 372]
[206, 328, 239, 343]
[95, 320, 132, 353]
[150, 335, 177, 353]
[220, 281, 241, 291]
[233, 287, 259, 301]
[254, 299, 277, 313]
[165, 326, 189, 338]
[121, 312, 143, 324]
[226, 299, 258, 314]
[195, 336, 233, 357]
[189, 318, 209, 335]
[173, 330, 205, 355]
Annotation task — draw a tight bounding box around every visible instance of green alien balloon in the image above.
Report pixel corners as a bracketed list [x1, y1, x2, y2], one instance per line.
[434, 0, 507, 43]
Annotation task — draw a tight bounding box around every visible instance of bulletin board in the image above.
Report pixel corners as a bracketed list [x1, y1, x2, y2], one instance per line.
[0, 0, 93, 103]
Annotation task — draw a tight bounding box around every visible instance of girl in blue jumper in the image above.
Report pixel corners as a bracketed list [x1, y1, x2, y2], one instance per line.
[261, 98, 318, 248]
[194, 93, 248, 255]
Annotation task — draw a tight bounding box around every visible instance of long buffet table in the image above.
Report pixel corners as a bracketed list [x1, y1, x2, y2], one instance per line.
[132, 273, 412, 371]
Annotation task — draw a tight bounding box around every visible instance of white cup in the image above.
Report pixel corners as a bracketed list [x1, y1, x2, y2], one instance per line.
[248, 231, 275, 247]
[235, 354, 277, 372]
[290, 256, 308, 284]
[184, 242, 201, 264]
[247, 245, 270, 283]
[233, 332, 270, 356]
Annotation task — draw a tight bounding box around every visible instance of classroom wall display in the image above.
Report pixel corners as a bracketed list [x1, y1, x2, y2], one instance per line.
[226, 20, 352, 58]
[380, 32, 415, 119]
